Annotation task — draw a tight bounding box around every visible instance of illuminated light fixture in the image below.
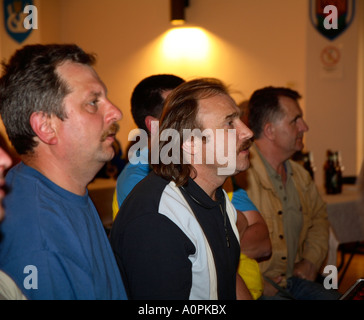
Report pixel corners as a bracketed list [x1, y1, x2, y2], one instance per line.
[170, 0, 189, 25]
[163, 27, 209, 61]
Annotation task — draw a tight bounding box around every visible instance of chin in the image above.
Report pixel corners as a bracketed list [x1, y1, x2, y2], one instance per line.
[236, 157, 250, 170]
[236, 166, 249, 174]
[97, 151, 115, 164]
[105, 146, 116, 158]
[296, 141, 304, 150]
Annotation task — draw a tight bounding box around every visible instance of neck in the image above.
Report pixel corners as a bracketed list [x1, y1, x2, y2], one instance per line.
[254, 140, 288, 183]
[191, 165, 226, 201]
[22, 152, 100, 196]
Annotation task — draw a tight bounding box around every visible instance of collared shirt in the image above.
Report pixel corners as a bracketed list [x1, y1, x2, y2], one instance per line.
[244, 144, 329, 287]
[259, 150, 303, 278]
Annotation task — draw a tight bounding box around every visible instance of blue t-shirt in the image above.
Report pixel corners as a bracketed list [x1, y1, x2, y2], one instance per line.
[0, 163, 127, 300]
[231, 187, 258, 212]
[114, 147, 151, 215]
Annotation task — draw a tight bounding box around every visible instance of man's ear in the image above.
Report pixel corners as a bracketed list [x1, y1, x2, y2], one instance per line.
[145, 116, 159, 135]
[182, 136, 202, 165]
[29, 112, 57, 145]
[263, 122, 275, 140]
[182, 138, 195, 156]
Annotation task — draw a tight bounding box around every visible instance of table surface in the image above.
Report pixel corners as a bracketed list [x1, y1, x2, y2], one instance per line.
[320, 185, 360, 205]
[320, 184, 364, 245]
[317, 184, 363, 267]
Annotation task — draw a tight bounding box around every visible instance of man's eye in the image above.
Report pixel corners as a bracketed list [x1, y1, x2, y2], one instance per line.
[85, 99, 99, 113]
[90, 99, 99, 107]
[227, 120, 234, 128]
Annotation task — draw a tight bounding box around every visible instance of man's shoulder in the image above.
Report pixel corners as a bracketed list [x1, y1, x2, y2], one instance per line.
[116, 162, 151, 190]
[4, 164, 41, 211]
[110, 174, 186, 243]
[5, 162, 34, 185]
[288, 159, 313, 184]
[123, 172, 169, 203]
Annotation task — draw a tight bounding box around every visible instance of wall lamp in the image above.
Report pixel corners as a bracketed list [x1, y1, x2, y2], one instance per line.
[170, 0, 190, 25]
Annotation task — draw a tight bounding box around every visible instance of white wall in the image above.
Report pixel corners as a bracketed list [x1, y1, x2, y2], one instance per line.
[0, 0, 362, 188]
[0, 0, 42, 151]
[56, 0, 307, 153]
[305, 0, 363, 187]
[358, 0, 364, 175]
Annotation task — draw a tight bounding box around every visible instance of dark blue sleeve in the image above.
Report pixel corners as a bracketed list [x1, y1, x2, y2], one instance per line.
[111, 214, 196, 300]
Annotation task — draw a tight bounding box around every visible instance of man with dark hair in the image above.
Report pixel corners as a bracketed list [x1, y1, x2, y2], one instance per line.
[131, 74, 185, 133]
[0, 44, 127, 300]
[234, 86, 341, 299]
[110, 78, 254, 299]
[112, 74, 184, 218]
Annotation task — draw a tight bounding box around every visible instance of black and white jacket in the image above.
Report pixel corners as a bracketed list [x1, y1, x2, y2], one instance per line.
[110, 172, 240, 300]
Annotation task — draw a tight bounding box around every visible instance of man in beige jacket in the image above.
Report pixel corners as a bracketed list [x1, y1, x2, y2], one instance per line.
[234, 86, 341, 299]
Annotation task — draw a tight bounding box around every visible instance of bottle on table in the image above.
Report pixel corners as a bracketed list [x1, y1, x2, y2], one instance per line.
[324, 150, 343, 194]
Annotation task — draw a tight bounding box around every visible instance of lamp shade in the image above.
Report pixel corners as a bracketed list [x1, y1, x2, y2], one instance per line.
[171, 0, 188, 25]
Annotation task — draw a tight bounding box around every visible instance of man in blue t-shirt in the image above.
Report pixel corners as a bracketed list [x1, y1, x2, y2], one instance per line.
[0, 44, 127, 300]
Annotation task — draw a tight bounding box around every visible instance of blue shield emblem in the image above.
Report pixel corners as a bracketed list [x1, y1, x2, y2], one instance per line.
[309, 0, 356, 41]
[3, 0, 34, 43]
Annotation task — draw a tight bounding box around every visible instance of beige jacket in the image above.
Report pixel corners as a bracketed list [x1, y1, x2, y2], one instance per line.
[238, 144, 329, 286]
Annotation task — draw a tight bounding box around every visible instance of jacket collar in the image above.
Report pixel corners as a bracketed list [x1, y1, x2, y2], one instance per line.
[250, 143, 277, 190]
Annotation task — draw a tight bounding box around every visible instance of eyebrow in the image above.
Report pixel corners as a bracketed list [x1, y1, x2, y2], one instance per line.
[90, 91, 101, 97]
[290, 114, 303, 123]
[87, 80, 108, 98]
[225, 111, 240, 121]
[86, 90, 105, 100]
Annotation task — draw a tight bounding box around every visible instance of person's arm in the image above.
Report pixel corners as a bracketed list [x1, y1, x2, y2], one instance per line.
[236, 208, 271, 260]
[236, 209, 266, 300]
[236, 210, 248, 242]
[241, 210, 271, 260]
[296, 179, 329, 279]
[236, 273, 253, 300]
[231, 188, 271, 260]
[293, 259, 317, 281]
[0, 271, 27, 300]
